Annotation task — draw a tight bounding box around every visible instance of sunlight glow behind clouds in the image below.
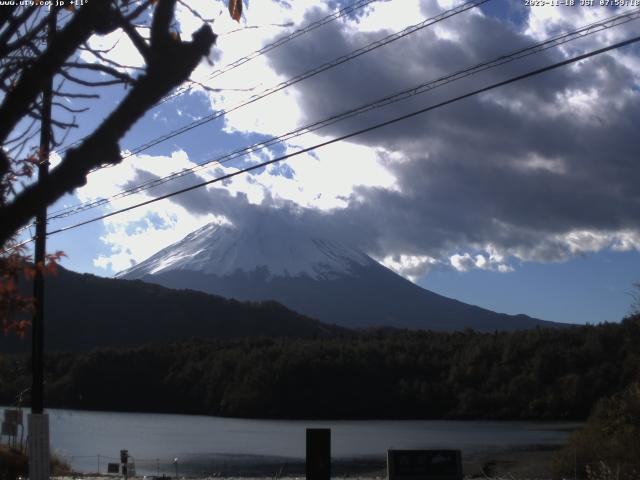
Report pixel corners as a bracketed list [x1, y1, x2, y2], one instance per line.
[72, 0, 640, 282]
[78, 139, 396, 270]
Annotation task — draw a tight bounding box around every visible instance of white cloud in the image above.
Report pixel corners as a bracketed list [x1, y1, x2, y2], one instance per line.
[449, 246, 514, 273]
[93, 205, 224, 273]
[75, 150, 194, 202]
[353, 0, 424, 33]
[178, 1, 319, 135]
[81, 28, 145, 70]
[525, 4, 603, 41]
[78, 136, 396, 272]
[450, 253, 475, 272]
[379, 253, 440, 281]
[65, 0, 640, 278]
[563, 230, 640, 255]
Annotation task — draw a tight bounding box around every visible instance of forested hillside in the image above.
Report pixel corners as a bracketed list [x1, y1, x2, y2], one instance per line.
[2, 267, 346, 353]
[1, 315, 638, 419]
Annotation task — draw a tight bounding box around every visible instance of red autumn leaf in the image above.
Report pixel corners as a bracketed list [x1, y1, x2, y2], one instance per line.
[228, 0, 242, 22]
[44, 260, 59, 276]
[17, 320, 31, 335]
[43, 251, 66, 277]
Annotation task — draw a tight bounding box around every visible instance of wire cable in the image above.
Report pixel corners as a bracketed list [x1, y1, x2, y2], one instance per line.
[55, 0, 490, 164]
[122, 0, 490, 157]
[44, 6, 640, 222]
[54, 0, 380, 155]
[5, 32, 639, 255]
[11, 0, 491, 238]
[160, 0, 381, 104]
[18, 32, 635, 248]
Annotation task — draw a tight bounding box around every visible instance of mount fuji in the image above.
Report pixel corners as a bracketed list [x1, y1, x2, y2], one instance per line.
[119, 217, 560, 331]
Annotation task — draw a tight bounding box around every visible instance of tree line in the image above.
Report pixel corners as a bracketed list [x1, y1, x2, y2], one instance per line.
[1, 315, 639, 420]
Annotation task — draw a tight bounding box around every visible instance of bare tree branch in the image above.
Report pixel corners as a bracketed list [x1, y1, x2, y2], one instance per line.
[2, 10, 49, 56]
[116, 12, 151, 62]
[0, 6, 37, 55]
[59, 68, 129, 87]
[151, 0, 176, 48]
[3, 117, 38, 145]
[81, 43, 145, 71]
[0, 1, 119, 142]
[78, 39, 120, 54]
[64, 61, 136, 84]
[25, 107, 78, 129]
[0, 5, 18, 30]
[124, 0, 154, 22]
[52, 102, 90, 114]
[0, 3, 216, 244]
[0, 149, 9, 180]
[178, 0, 216, 24]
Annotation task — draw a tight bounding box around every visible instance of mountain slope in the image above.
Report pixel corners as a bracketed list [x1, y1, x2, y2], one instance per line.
[120, 220, 562, 331]
[121, 219, 376, 280]
[1, 267, 347, 353]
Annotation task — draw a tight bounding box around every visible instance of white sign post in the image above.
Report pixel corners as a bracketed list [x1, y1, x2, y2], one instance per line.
[28, 413, 50, 480]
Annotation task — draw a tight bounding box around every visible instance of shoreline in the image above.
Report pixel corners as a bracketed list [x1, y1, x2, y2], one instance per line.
[53, 444, 561, 479]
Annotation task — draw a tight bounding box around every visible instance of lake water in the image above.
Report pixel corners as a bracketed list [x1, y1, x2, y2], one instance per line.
[11, 408, 580, 476]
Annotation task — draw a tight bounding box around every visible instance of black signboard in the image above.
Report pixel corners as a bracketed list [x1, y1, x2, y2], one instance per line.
[387, 450, 463, 480]
[107, 463, 120, 474]
[306, 428, 331, 480]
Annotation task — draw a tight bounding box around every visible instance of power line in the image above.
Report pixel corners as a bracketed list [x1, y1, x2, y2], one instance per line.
[123, 0, 490, 157]
[45, 7, 640, 222]
[44, 0, 491, 220]
[159, 0, 381, 104]
[36, 0, 491, 230]
[16, 0, 487, 237]
[30, 33, 640, 244]
[55, 0, 490, 165]
[55, 0, 380, 155]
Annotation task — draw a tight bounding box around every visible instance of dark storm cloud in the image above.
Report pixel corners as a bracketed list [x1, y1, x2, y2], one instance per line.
[123, 167, 253, 218]
[130, 3, 640, 275]
[254, 3, 640, 268]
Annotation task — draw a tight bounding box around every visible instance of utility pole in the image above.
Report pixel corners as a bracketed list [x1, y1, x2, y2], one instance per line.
[29, 6, 55, 480]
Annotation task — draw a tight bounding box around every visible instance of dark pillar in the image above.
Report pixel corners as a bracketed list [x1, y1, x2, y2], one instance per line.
[306, 428, 330, 480]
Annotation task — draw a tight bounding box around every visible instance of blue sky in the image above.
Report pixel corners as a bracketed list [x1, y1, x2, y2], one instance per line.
[33, 0, 640, 325]
[420, 250, 639, 324]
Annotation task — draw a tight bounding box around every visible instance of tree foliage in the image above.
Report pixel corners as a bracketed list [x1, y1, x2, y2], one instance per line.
[553, 382, 640, 479]
[1, 266, 348, 353]
[1, 315, 639, 420]
[629, 282, 640, 316]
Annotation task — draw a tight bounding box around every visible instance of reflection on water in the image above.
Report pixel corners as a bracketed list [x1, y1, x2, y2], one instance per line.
[38, 408, 579, 476]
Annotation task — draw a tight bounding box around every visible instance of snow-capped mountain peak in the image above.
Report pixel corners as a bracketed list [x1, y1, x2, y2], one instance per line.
[119, 214, 557, 332]
[119, 219, 375, 281]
